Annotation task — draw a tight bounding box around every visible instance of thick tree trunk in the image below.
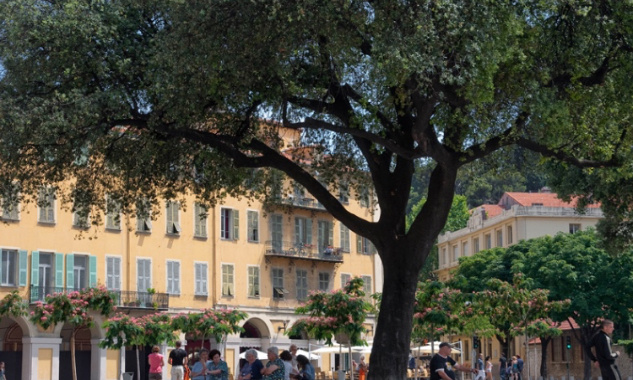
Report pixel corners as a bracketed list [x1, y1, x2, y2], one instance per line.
[367, 246, 422, 380]
[540, 338, 551, 379]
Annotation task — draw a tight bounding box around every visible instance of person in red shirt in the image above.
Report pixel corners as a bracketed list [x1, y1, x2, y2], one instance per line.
[149, 345, 166, 380]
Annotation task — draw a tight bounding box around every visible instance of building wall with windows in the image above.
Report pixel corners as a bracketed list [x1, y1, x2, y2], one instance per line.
[434, 191, 602, 369]
[0, 175, 377, 379]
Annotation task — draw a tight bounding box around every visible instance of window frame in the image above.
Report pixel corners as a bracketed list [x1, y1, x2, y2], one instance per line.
[296, 269, 308, 301]
[272, 267, 285, 300]
[194, 262, 208, 296]
[105, 256, 122, 291]
[193, 202, 208, 238]
[340, 224, 350, 253]
[247, 210, 259, 243]
[318, 272, 330, 292]
[136, 258, 152, 292]
[166, 260, 181, 295]
[165, 201, 181, 235]
[221, 264, 234, 297]
[220, 207, 239, 240]
[247, 265, 260, 298]
[38, 187, 56, 224]
[0, 249, 18, 286]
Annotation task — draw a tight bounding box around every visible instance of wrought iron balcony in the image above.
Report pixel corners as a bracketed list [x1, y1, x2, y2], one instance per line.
[264, 240, 344, 263]
[29, 286, 169, 310]
[279, 196, 327, 210]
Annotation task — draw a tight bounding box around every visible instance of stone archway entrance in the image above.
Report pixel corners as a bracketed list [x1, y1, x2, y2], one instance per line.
[0, 319, 24, 379]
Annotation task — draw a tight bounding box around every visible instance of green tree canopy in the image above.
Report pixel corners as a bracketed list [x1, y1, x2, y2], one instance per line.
[2, 1, 633, 378]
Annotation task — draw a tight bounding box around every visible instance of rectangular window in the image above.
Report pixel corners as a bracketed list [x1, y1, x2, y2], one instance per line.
[294, 217, 313, 246]
[356, 235, 375, 255]
[220, 208, 239, 240]
[194, 203, 208, 238]
[270, 214, 283, 253]
[296, 269, 308, 300]
[166, 201, 181, 234]
[452, 245, 458, 261]
[473, 238, 480, 254]
[247, 210, 259, 243]
[248, 266, 260, 297]
[1, 249, 17, 286]
[485, 234, 492, 249]
[36, 252, 55, 294]
[166, 261, 180, 295]
[73, 255, 88, 290]
[496, 230, 503, 247]
[1, 183, 20, 221]
[569, 224, 581, 234]
[222, 264, 234, 297]
[137, 258, 152, 292]
[319, 272, 330, 291]
[318, 220, 334, 254]
[361, 275, 372, 299]
[1, 197, 19, 221]
[341, 273, 351, 288]
[359, 188, 370, 208]
[136, 199, 152, 233]
[194, 263, 208, 296]
[340, 224, 350, 253]
[462, 242, 469, 257]
[272, 268, 285, 299]
[507, 225, 513, 244]
[38, 187, 56, 223]
[106, 196, 121, 230]
[339, 184, 349, 204]
[440, 248, 446, 266]
[73, 203, 90, 229]
[106, 256, 121, 290]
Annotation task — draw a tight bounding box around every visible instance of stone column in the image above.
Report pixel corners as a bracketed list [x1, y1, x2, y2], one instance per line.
[22, 336, 62, 380]
[90, 338, 108, 380]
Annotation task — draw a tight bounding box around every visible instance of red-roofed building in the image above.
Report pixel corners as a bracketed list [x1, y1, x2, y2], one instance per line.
[434, 190, 603, 368]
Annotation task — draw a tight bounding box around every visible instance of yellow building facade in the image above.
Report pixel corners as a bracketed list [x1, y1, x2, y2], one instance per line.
[0, 135, 378, 380]
[434, 191, 602, 368]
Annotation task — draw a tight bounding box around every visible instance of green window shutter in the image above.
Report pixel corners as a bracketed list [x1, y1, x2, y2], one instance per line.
[66, 254, 75, 290]
[328, 222, 334, 246]
[89, 255, 97, 287]
[31, 251, 40, 287]
[294, 218, 300, 244]
[233, 210, 239, 240]
[18, 250, 28, 287]
[306, 219, 313, 245]
[356, 234, 362, 253]
[55, 253, 64, 288]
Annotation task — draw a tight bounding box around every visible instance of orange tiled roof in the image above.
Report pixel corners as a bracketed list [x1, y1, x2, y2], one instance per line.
[471, 204, 505, 218]
[500, 192, 600, 209]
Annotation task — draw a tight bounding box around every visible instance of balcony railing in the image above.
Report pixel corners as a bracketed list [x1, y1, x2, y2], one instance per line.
[279, 196, 327, 210]
[29, 286, 169, 310]
[264, 240, 344, 262]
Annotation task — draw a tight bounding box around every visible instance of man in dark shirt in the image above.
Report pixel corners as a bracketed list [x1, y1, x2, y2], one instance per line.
[430, 342, 476, 380]
[499, 353, 507, 380]
[168, 340, 188, 380]
[589, 320, 621, 380]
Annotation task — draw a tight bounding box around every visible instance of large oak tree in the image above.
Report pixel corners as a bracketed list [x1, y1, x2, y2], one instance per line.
[1, 1, 633, 378]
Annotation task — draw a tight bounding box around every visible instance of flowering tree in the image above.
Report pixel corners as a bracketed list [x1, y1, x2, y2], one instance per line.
[30, 286, 117, 380]
[412, 280, 491, 349]
[288, 277, 373, 346]
[171, 308, 248, 351]
[0, 290, 28, 318]
[472, 275, 569, 379]
[101, 312, 177, 378]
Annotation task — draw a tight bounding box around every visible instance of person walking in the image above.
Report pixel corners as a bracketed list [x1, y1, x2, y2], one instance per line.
[0, 361, 6, 380]
[475, 354, 485, 380]
[169, 341, 189, 380]
[515, 355, 523, 380]
[589, 319, 622, 380]
[149, 345, 165, 380]
[430, 342, 477, 380]
[499, 353, 507, 380]
[485, 356, 493, 380]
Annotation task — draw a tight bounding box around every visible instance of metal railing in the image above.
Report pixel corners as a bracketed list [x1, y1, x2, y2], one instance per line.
[264, 240, 343, 262]
[29, 286, 169, 310]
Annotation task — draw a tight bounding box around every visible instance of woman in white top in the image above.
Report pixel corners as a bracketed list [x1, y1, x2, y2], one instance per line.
[486, 356, 493, 380]
[280, 350, 294, 380]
